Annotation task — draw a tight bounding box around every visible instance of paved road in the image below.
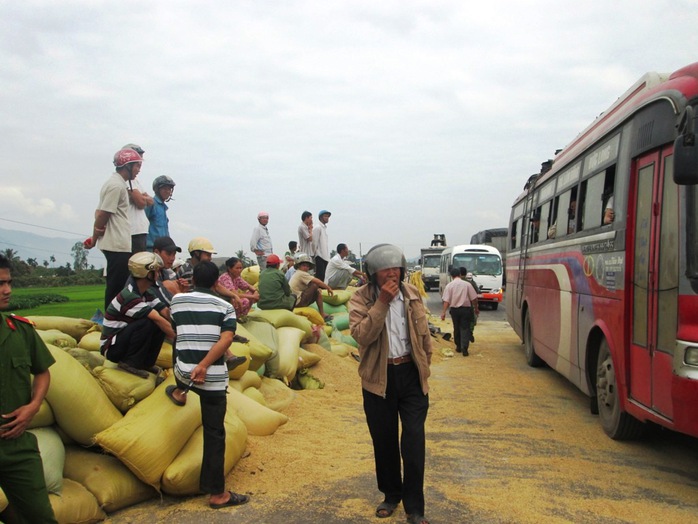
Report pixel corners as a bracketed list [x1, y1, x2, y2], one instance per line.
[108, 301, 698, 523]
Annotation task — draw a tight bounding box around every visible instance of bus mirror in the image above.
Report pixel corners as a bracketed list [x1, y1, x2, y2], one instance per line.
[674, 106, 698, 185]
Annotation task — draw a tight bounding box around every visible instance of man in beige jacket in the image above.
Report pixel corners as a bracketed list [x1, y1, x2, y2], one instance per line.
[349, 244, 432, 524]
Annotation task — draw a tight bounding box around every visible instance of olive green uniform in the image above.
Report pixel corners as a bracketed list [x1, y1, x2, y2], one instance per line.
[0, 312, 57, 524]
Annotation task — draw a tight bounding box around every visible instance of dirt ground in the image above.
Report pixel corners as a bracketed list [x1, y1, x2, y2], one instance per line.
[107, 316, 698, 524]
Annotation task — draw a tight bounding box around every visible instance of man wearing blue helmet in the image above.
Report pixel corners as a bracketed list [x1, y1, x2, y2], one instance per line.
[312, 210, 331, 281]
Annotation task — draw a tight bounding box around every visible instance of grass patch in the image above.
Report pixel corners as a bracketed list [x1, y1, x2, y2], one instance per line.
[11, 285, 105, 320]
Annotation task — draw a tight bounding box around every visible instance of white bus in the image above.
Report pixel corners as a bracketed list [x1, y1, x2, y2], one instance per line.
[439, 244, 504, 309]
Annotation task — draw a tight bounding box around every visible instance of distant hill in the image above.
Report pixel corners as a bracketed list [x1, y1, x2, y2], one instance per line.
[0, 227, 90, 267]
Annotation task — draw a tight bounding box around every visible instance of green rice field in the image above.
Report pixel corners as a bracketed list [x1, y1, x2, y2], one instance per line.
[11, 285, 105, 320]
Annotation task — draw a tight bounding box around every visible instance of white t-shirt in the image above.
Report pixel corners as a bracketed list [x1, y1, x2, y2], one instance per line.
[126, 178, 149, 235]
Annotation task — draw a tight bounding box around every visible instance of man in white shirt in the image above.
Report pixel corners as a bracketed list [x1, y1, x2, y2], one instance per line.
[122, 143, 153, 253]
[250, 211, 273, 269]
[312, 209, 331, 281]
[297, 211, 314, 257]
[325, 243, 366, 289]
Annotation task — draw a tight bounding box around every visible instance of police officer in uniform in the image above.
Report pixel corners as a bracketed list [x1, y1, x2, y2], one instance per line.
[0, 254, 57, 523]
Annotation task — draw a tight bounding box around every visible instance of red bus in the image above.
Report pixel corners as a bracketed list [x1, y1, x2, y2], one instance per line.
[506, 62, 698, 440]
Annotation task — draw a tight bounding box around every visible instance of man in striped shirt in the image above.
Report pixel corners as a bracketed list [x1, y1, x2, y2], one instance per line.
[167, 261, 250, 509]
[100, 252, 175, 378]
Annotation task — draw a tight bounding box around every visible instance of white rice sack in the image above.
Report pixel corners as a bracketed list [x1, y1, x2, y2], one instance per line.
[27, 426, 64, 495]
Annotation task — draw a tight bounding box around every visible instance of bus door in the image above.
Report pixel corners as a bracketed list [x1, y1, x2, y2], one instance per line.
[629, 147, 678, 418]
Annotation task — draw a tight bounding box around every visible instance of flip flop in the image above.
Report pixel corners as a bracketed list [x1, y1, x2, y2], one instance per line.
[226, 355, 248, 371]
[165, 385, 186, 407]
[376, 501, 398, 518]
[209, 491, 250, 509]
[406, 514, 430, 524]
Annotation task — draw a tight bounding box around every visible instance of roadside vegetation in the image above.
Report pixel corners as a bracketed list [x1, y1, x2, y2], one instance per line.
[3, 246, 104, 319]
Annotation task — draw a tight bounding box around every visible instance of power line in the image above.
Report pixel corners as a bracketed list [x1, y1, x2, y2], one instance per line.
[0, 217, 87, 237]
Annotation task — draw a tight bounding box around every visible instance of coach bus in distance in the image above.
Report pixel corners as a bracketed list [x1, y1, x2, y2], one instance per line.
[506, 62, 698, 440]
[439, 245, 503, 309]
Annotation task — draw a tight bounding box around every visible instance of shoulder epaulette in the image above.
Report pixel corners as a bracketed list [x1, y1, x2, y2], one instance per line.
[9, 314, 35, 326]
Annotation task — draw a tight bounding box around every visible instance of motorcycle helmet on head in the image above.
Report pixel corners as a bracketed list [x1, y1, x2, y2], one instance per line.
[152, 175, 176, 201]
[128, 252, 163, 278]
[122, 143, 145, 156]
[364, 244, 407, 283]
[113, 148, 143, 168]
[294, 253, 315, 269]
[187, 237, 217, 255]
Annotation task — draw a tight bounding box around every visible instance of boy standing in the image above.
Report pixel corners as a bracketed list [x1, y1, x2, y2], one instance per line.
[168, 262, 249, 509]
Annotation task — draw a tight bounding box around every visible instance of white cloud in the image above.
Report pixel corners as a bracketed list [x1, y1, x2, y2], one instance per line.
[0, 0, 696, 258]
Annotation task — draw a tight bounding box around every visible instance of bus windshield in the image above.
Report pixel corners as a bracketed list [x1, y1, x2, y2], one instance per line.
[452, 253, 502, 276]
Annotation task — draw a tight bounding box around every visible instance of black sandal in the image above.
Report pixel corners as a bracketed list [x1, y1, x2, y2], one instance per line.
[376, 501, 398, 518]
[210, 491, 250, 509]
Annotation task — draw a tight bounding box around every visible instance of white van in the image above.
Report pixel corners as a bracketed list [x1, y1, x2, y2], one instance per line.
[439, 244, 504, 309]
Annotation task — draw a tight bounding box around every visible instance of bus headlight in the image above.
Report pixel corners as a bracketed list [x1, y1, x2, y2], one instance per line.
[685, 347, 698, 366]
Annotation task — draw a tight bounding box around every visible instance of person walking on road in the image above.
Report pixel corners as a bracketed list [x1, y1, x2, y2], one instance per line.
[441, 267, 478, 355]
[349, 244, 432, 524]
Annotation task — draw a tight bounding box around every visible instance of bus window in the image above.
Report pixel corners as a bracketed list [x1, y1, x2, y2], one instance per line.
[602, 167, 617, 225]
[548, 190, 574, 237]
[580, 166, 616, 230]
[567, 187, 578, 234]
[511, 220, 518, 249]
[547, 198, 558, 239]
[580, 171, 606, 230]
[530, 209, 541, 243]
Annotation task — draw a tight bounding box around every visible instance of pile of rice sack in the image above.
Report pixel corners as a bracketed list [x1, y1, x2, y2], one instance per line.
[0, 286, 357, 523]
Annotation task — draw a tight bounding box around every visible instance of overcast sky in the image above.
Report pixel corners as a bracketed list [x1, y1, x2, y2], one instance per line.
[1, 0, 696, 265]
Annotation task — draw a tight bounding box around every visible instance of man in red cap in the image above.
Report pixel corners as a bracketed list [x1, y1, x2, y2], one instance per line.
[257, 254, 296, 310]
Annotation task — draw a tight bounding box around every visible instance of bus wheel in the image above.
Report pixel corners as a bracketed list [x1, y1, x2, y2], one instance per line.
[596, 340, 644, 440]
[523, 311, 544, 367]
[491, 302, 499, 311]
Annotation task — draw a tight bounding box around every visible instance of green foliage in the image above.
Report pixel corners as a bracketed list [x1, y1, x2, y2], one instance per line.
[6, 294, 69, 311]
[11, 285, 104, 319]
[12, 269, 103, 288]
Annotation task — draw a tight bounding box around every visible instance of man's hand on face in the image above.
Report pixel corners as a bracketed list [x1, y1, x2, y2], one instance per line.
[378, 279, 400, 304]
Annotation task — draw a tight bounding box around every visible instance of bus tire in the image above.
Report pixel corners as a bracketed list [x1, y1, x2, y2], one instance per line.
[596, 339, 645, 440]
[523, 311, 544, 367]
[491, 302, 499, 311]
